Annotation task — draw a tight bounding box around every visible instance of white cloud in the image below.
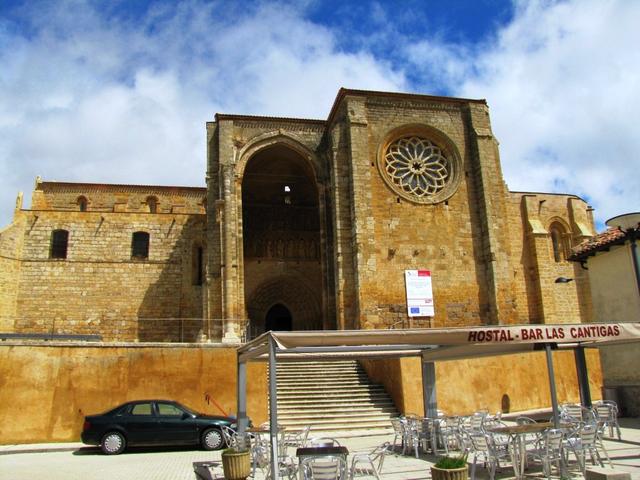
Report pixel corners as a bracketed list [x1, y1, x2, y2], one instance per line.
[401, 0, 640, 227]
[454, 0, 640, 227]
[0, 0, 406, 226]
[1, 0, 637, 230]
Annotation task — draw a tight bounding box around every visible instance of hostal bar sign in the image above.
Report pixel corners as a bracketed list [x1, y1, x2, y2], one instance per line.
[467, 324, 622, 343]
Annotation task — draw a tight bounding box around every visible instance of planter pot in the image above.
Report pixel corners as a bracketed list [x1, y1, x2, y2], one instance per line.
[430, 465, 469, 480]
[221, 450, 251, 480]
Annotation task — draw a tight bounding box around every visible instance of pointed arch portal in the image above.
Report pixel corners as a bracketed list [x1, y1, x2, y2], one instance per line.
[241, 142, 326, 334]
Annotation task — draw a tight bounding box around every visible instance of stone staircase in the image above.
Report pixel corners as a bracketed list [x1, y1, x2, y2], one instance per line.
[272, 360, 397, 435]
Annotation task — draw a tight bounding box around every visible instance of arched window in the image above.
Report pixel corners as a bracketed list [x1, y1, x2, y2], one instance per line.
[192, 243, 204, 285]
[549, 222, 568, 263]
[77, 196, 88, 212]
[50, 230, 69, 259]
[146, 196, 158, 214]
[131, 231, 150, 259]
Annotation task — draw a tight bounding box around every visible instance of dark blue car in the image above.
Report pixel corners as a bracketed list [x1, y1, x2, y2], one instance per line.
[81, 400, 237, 454]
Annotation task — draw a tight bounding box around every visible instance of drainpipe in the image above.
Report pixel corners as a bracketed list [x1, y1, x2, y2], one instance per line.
[629, 229, 640, 298]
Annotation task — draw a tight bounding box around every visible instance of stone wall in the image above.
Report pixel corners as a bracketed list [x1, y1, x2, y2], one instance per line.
[0, 218, 24, 331]
[362, 349, 603, 416]
[515, 193, 594, 324]
[0, 182, 208, 341]
[0, 343, 268, 444]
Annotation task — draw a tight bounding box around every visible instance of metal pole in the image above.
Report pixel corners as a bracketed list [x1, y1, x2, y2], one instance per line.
[545, 344, 560, 429]
[574, 346, 592, 408]
[237, 358, 248, 444]
[421, 360, 438, 417]
[629, 231, 640, 297]
[268, 335, 279, 480]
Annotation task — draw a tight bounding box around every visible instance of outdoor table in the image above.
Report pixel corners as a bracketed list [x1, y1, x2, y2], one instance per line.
[488, 422, 553, 478]
[296, 446, 349, 480]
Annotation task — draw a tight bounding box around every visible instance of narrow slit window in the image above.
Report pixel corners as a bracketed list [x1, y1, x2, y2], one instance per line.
[50, 230, 69, 259]
[549, 222, 568, 263]
[146, 196, 158, 214]
[192, 244, 204, 285]
[77, 196, 88, 212]
[131, 231, 150, 259]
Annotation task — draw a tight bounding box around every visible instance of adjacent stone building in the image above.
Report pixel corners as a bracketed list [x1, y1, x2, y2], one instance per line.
[569, 216, 640, 415]
[0, 88, 596, 342]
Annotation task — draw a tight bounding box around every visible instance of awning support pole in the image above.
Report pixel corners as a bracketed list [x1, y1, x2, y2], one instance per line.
[237, 357, 249, 444]
[421, 360, 438, 417]
[268, 335, 280, 480]
[574, 346, 592, 408]
[545, 343, 560, 429]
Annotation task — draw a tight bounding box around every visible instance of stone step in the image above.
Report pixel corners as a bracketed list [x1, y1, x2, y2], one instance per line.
[279, 404, 395, 413]
[276, 372, 369, 382]
[272, 360, 398, 433]
[278, 411, 396, 421]
[277, 400, 395, 410]
[277, 383, 385, 395]
[280, 418, 395, 429]
[276, 390, 390, 400]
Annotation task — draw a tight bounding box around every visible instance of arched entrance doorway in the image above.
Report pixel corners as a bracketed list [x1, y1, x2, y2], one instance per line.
[241, 142, 325, 335]
[265, 304, 292, 331]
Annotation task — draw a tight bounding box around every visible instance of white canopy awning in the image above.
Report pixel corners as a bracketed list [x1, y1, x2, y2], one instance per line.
[236, 322, 640, 480]
[238, 322, 640, 362]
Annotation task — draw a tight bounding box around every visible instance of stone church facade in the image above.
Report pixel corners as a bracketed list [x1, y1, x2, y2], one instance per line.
[0, 89, 596, 342]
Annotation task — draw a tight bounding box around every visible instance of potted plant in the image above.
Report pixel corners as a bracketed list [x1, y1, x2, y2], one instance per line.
[221, 446, 251, 480]
[430, 453, 469, 480]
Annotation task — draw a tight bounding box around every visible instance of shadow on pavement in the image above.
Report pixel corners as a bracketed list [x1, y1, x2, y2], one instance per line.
[72, 445, 208, 456]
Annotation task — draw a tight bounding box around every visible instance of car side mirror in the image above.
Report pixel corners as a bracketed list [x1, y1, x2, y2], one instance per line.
[182, 412, 192, 420]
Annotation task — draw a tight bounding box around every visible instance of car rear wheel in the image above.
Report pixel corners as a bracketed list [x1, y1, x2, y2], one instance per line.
[202, 428, 223, 450]
[101, 431, 126, 455]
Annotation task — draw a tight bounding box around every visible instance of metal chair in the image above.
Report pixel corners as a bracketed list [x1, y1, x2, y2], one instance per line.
[221, 424, 239, 448]
[348, 442, 391, 480]
[594, 401, 622, 440]
[401, 417, 420, 458]
[469, 433, 511, 480]
[526, 428, 565, 479]
[564, 423, 611, 474]
[301, 455, 347, 480]
[308, 437, 342, 447]
[283, 425, 311, 450]
[390, 417, 404, 452]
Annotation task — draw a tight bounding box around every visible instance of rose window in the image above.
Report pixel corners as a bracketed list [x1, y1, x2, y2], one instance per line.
[383, 136, 452, 199]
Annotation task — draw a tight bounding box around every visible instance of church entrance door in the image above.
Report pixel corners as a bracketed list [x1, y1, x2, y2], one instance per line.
[265, 304, 293, 332]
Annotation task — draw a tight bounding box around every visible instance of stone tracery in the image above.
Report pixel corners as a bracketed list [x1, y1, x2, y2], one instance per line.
[383, 136, 451, 199]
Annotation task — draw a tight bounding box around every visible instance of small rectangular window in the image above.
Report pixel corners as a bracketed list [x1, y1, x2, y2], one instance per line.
[131, 231, 150, 259]
[50, 230, 69, 259]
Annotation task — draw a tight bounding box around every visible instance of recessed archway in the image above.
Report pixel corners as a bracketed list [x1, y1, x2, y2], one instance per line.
[241, 141, 324, 334]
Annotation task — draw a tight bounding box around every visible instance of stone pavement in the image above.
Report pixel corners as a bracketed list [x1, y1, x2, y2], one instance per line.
[1, 418, 639, 480]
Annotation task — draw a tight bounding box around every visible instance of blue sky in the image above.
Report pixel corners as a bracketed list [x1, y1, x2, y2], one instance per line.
[0, 0, 638, 230]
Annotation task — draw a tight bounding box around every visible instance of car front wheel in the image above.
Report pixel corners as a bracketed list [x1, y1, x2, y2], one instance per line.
[202, 428, 223, 450]
[101, 431, 126, 455]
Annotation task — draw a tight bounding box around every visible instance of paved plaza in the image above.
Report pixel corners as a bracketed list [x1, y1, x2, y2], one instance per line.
[1, 418, 639, 480]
